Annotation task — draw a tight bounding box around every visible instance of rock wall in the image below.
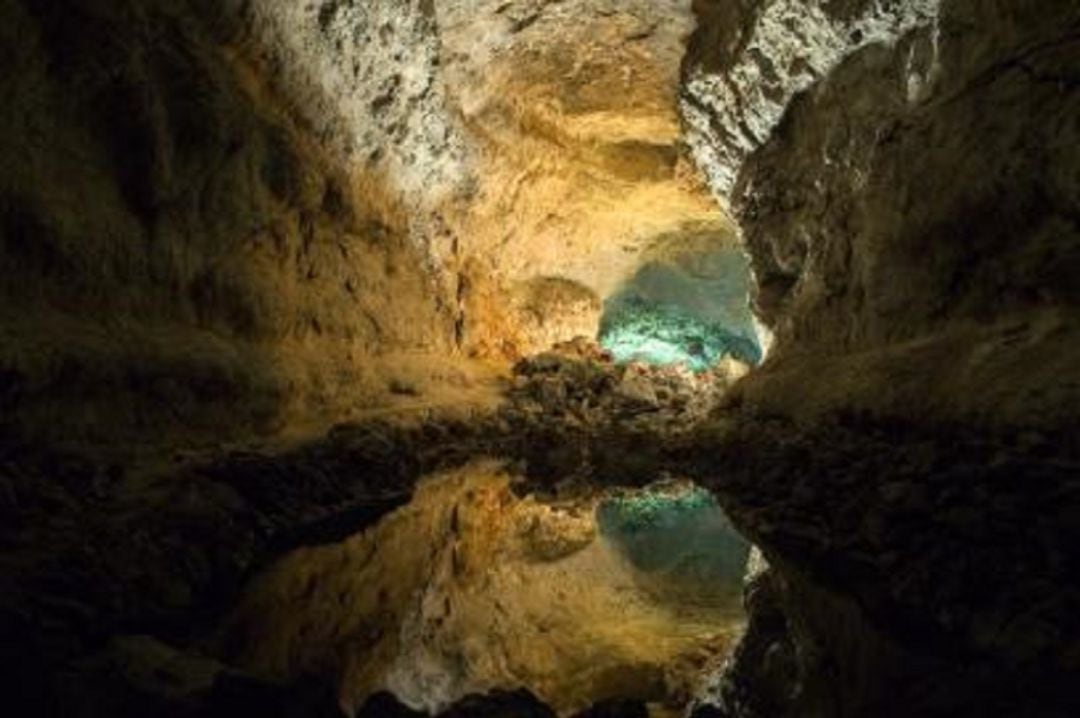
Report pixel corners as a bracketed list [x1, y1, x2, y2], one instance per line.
[4, 1, 1077, 716]
[222, 0, 741, 360]
[684, 0, 1080, 430]
[240, 0, 471, 244]
[0, 0, 468, 448]
[433, 0, 735, 356]
[682, 0, 941, 198]
[0, 0, 759, 448]
[681, 1, 1080, 716]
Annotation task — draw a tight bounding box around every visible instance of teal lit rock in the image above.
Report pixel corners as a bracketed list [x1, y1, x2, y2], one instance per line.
[598, 249, 762, 371]
[599, 294, 761, 371]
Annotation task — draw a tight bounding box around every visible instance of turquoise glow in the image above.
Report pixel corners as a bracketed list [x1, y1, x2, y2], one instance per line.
[597, 485, 750, 591]
[599, 294, 761, 371]
[598, 248, 762, 371]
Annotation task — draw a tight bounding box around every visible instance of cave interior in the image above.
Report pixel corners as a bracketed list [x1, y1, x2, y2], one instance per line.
[1, 1, 1079, 717]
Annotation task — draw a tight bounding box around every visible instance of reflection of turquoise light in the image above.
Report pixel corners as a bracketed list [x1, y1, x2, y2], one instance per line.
[597, 485, 750, 590]
[599, 294, 761, 371]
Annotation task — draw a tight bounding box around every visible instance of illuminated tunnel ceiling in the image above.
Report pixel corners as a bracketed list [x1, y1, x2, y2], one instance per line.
[249, 0, 735, 360]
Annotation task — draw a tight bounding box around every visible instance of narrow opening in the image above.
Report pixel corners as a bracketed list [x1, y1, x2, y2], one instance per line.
[598, 238, 764, 371]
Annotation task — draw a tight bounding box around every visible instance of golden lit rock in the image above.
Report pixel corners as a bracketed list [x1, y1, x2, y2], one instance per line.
[222, 462, 746, 715]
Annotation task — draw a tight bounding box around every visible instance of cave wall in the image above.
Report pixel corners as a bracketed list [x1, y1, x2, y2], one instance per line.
[0, 0, 762, 448]
[226, 0, 737, 360]
[684, 0, 1080, 431]
[240, 0, 471, 243]
[431, 0, 741, 357]
[3, 1, 1077, 715]
[0, 0, 461, 448]
[681, 1, 1080, 715]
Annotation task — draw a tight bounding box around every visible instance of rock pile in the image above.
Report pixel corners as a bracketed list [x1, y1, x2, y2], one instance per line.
[503, 337, 748, 436]
[489, 337, 749, 488]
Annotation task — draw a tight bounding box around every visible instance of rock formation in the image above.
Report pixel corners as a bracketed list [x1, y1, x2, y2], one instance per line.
[1, 0, 1078, 716]
[681, 1, 1080, 715]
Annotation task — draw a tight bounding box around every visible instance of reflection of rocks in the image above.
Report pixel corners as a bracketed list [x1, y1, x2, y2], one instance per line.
[0, 339, 741, 716]
[222, 463, 742, 715]
[691, 567, 796, 718]
[685, 415, 1080, 718]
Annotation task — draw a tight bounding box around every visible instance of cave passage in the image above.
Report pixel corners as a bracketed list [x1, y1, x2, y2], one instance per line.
[598, 245, 763, 371]
[5, 0, 1076, 716]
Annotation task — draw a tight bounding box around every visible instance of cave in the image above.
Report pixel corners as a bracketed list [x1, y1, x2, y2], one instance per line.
[2, 1, 1078, 717]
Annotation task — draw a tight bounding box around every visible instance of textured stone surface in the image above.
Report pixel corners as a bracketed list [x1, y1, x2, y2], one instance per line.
[237, 0, 740, 358]
[434, 0, 734, 355]
[3, 1, 1079, 717]
[685, 416, 1080, 717]
[0, 0, 463, 448]
[684, 0, 1080, 430]
[678, 2, 1080, 716]
[0, 0, 753, 450]
[683, 0, 942, 198]
[243, 1, 469, 212]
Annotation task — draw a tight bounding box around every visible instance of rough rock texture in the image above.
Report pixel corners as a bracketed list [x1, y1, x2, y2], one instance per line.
[679, 1, 1080, 716]
[684, 417, 1080, 717]
[242, 1, 470, 218]
[0, 0, 464, 448]
[0, 0, 754, 448]
[4, 0, 1079, 717]
[438, 1, 719, 277]
[685, 0, 1080, 430]
[734, 11, 1080, 421]
[430, 0, 744, 356]
[499, 339, 749, 487]
[234, 0, 743, 359]
[682, 0, 941, 197]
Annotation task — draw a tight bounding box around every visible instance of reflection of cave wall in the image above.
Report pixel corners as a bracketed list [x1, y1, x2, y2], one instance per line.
[221, 463, 745, 715]
[681, 1, 1080, 716]
[599, 241, 762, 370]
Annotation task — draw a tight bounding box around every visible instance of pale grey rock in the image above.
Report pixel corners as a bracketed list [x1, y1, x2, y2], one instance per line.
[246, 0, 472, 244]
[682, 0, 942, 200]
